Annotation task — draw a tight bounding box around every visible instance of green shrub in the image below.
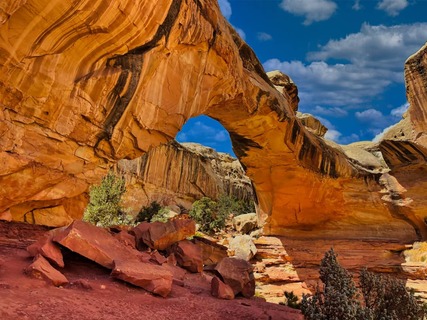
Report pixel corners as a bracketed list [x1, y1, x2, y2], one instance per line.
[301, 248, 425, 320]
[150, 207, 169, 223]
[359, 268, 423, 320]
[217, 195, 255, 217]
[135, 201, 162, 223]
[189, 197, 222, 233]
[189, 195, 255, 233]
[83, 171, 130, 227]
[280, 291, 301, 309]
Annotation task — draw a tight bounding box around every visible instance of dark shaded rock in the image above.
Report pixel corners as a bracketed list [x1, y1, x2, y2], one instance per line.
[150, 250, 167, 265]
[211, 276, 235, 300]
[215, 257, 255, 298]
[170, 240, 203, 273]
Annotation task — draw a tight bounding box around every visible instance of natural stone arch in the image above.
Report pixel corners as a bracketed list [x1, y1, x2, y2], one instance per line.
[1, 0, 426, 242]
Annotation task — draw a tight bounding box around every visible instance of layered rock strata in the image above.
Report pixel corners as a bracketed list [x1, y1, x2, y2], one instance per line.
[116, 140, 254, 212]
[0, 0, 426, 245]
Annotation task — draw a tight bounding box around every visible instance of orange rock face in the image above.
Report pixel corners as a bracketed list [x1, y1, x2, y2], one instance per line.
[116, 141, 254, 213]
[0, 0, 426, 245]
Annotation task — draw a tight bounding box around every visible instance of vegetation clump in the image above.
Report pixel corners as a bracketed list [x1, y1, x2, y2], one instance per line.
[83, 171, 131, 227]
[301, 248, 425, 320]
[189, 195, 254, 233]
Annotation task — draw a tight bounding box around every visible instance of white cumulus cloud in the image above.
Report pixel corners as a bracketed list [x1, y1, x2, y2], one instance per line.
[218, 0, 232, 20]
[377, 0, 408, 16]
[355, 109, 384, 123]
[352, 0, 362, 10]
[312, 106, 348, 117]
[257, 32, 273, 41]
[308, 23, 427, 72]
[279, 0, 337, 25]
[390, 102, 409, 118]
[264, 23, 427, 109]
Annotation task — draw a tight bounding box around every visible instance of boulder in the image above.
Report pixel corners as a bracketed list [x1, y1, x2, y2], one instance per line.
[25, 255, 68, 287]
[215, 257, 255, 298]
[211, 276, 235, 300]
[131, 219, 195, 251]
[27, 234, 64, 268]
[170, 240, 203, 273]
[192, 236, 228, 266]
[233, 213, 258, 234]
[111, 259, 173, 297]
[150, 251, 168, 265]
[53, 220, 142, 269]
[228, 235, 257, 261]
[113, 230, 136, 249]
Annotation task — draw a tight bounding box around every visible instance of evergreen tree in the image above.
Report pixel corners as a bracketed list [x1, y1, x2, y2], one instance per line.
[83, 171, 128, 227]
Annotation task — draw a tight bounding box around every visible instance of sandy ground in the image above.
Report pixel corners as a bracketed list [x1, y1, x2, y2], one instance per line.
[0, 221, 302, 320]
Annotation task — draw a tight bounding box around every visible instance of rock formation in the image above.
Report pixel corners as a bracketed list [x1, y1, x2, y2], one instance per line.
[0, 0, 427, 246]
[116, 140, 254, 213]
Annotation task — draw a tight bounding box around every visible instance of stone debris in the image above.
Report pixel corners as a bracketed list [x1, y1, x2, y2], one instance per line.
[170, 240, 203, 273]
[131, 219, 195, 251]
[111, 259, 173, 298]
[211, 276, 235, 300]
[25, 255, 68, 287]
[215, 257, 255, 298]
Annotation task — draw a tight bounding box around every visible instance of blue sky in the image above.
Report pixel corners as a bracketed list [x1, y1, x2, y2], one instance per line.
[176, 0, 427, 155]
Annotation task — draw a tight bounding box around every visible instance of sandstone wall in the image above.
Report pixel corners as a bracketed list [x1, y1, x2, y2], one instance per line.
[0, 0, 426, 242]
[116, 141, 254, 213]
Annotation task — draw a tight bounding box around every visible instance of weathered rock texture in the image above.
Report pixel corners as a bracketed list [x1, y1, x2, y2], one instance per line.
[0, 0, 427, 245]
[116, 141, 254, 213]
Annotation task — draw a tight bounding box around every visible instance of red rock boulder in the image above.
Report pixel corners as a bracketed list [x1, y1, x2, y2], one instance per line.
[25, 255, 68, 287]
[131, 219, 195, 251]
[215, 257, 255, 298]
[27, 234, 64, 268]
[170, 239, 203, 273]
[192, 236, 228, 266]
[211, 276, 235, 300]
[111, 259, 173, 297]
[53, 220, 142, 269]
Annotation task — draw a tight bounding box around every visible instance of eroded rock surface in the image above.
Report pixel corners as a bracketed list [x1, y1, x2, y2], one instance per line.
[116, 141, 254, 213]
[0, 1, 426, 246]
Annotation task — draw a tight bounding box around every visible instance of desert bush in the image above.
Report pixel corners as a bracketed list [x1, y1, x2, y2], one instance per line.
[280, 291, 301, 309]
[189, 195, 255, 233]
[217, 195, 255, 217]
[189, 197, 222, 233]
[135, 201, 162, 223]
[359, 268, 424, 320]
[150, 207, 169, 223]
[83, 171, 130, 227]
[300, 248, 425, 320]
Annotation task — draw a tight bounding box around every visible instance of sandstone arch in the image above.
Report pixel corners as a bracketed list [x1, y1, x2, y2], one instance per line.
[1, 0, 426, 242]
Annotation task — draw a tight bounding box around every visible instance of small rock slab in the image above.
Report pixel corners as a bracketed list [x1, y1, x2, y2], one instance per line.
[170, 240, 203, 273]
[53, 220, 137, 269]
[211, 276, 235, 300]
[111, 259, 173, 297]
[27, 233, 64, 268]
[25, 255, 68, 287]
[215, 257, 255, 298]
[192, 236, 228, 266]
[131, 219, 195, 250]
